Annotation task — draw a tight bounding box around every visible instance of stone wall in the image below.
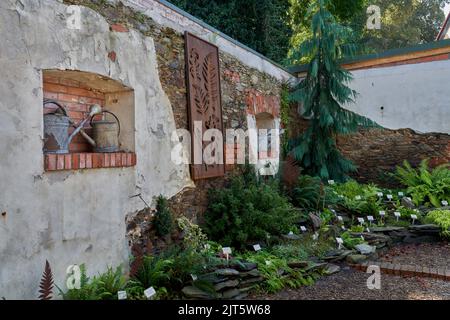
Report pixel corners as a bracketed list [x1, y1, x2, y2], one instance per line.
[288, 109, 450, 186]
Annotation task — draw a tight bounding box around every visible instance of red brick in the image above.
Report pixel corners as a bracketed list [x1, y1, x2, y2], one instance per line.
[422, 267, 430, 277]
[72, 153, 80, 170]
[415, 266, 423, 277]
[66, 86, 103, 99]
[110, 23, 129, 32]
[57, 155, 65, 170]
[58, 93, 79, 103]
[78, 96, 103, 105]
[86, 153, 93, 168]
[122, 153, 127, 167]
[445, 269, 450, 281]
[79, 153, 86, 169]
[110, 153, 116, 167]
[429, 268, 438, 279]
[116, 153, 122, 167]
[131, 153, 137, 166]
[104, 153, 110, 167]
[43, 76, 60, 84]
[92, 153, 100, 168]
[44, 91, 58, 100]
[43, 83, 68, 93]
[59, 78, 80, 87]
[68, 111, 85, 120]
[46, 154, 57, 171]
[108, 51, 117, 62]
[64, 154, 72, 170]
[127, 153, 132, 166]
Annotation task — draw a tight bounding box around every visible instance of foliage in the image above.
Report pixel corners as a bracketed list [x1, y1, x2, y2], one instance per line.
[237, 251, 318, 293]
[289, 0, 450, 60]
[290, 175, 323, 210]
[280, 84, 291, 157]
[395, 160, 450, 207]
[204, 175, 300, 249]
[177, 217, 208, 251]
[425, 210, 450, 238]
[154, 195, 173, 237]
[331, 180, 384, 215]
[288, 0, 376, 181]
[59, 265, 126, 300]
[269, 244, 309, 262]
[168, 0, 292, 63]
[341, 230, 365, 249]
[38, 260, 54, 300]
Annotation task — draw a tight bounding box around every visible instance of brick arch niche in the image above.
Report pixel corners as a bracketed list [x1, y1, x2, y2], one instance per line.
[42, 69, 136, 171]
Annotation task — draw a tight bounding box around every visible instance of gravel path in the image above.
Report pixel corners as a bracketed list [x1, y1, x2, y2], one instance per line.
[378, 243, 450, 269]
[251, 266, 450, 300]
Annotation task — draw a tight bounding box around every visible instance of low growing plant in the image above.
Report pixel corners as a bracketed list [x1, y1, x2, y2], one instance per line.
[425, 210, 450, 238]
[154, 195, 173, 237]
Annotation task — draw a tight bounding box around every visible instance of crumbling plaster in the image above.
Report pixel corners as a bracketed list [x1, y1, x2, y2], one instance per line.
[0, 0, 191, 299]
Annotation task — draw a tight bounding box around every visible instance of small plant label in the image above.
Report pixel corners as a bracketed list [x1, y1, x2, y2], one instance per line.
[355, 195, 362, 200]
[253, 244, 262, 251]
[341, 226, 347, 231]
[377, 192, 383, 197]
[411, 214, 418, 224]
[337, 216, 343, 222]
[191, 274, 198, 281]
[387, 194, 393, 200]
[300, 226, 307, 233]
[379, 211, 386, 217]
[288, 231, 294, 236]
[442, 200, 449, 206]
[336, 237, 344, 249]
[367, 216, 374, 222]
[117, 291, 127, 300]
[328, 180, 335, 185]
[204, 243, 211, 250]
[398, 192, 404, 197]
[222, 247, 232, 255]
[394, 211, 401, 221]
[265, 260, 272, 266]
[361, 235, 365, 241]
[144, 287, 156, 300]
[312, 232, 319, 241]
[358, 217, 365, 225]
[366, 227, 371, 233]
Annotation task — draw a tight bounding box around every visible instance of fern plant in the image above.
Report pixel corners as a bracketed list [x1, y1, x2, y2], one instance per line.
[395, 160, 450, 207]
[425, 210, 450, 238]
[38, 260, 54, 300]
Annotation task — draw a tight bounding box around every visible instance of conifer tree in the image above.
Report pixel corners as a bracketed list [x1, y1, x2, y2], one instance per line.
[289, 0, 375, 181]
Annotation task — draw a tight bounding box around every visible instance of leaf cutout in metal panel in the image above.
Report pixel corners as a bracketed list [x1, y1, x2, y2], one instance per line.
[202, 53, 218, 112]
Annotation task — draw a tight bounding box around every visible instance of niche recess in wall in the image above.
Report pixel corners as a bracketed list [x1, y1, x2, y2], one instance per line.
[42, 70, 136, 171]
[255, 112, 275, 159]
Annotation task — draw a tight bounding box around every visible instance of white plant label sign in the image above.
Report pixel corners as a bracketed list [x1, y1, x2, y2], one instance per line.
[379, 211, 386, 217]
[336, 237, 344, 249]
[377, 192, 383, 197]
[144, 287, 156, 299]
[355, 195, 362, 200]
[398, 192, 404, 197]
[117, 291, 127, 300]
[337, 216, 343, 222]
[358, 217, 365, 225]
[394, 211, 401, 221]
[341, 226, 347, 231]
[387, 194, 393, 200]
[288, 231, 294, 236]
[366, 228, 371, 233]
[222, 247, 232, 255]
[191, 274, 198, 281]
[442, 200, 449, 206]
[367, 216, 374, 222]
[328, 180, 335, 185]
[253, 244, 261, 251]
[300, 226, 307, 232]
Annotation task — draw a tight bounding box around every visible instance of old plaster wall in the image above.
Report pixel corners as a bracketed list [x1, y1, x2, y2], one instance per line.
[346, 59, 450, 134]
[0, 0, 191, 299]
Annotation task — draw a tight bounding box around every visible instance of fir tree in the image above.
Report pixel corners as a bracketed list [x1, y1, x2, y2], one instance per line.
[289, 0, 375, 181]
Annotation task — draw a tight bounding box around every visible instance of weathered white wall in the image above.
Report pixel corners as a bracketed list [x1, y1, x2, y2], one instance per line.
[120, 0, 295, 83]
[0, 0, 191, 299]
[346, 60, 450, 134]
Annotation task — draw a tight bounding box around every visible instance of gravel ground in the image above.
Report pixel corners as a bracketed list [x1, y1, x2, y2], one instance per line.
[378, 243, 450, 269]
[251, 266, 450, 300]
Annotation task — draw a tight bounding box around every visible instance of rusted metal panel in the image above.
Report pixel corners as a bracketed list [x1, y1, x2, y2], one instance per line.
[185, 32, 225, 180]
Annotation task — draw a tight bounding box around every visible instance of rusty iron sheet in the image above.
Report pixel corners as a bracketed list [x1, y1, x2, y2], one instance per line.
[185, 32, 225, 180]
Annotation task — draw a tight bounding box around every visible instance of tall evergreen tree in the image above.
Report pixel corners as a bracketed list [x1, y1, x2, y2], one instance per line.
[288, 0, 375, 181]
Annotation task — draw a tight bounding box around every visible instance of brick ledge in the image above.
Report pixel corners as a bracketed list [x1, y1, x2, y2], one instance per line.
[350, 261, 450, 281]
[45, 152, 136, 171]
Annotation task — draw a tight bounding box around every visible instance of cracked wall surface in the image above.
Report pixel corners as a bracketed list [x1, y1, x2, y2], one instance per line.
[0, 0, 192, 299]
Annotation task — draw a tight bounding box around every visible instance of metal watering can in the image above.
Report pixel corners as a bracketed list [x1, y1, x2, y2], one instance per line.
[43, 99, 102, 154]
[90, 111, 121, 153]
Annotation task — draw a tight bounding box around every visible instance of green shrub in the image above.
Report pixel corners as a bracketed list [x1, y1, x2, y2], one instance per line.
[395, 160, 450, 207]
[290, 175, 322, 210]
[425, 210, 450, 238]
[204, 176, 300, 249]
[59, 265, 126, 300]
[341, 231, 365, 249]
[154, 195, 173, 237]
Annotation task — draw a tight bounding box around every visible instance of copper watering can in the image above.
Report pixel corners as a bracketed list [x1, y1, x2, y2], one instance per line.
[43, 99, 101, 154]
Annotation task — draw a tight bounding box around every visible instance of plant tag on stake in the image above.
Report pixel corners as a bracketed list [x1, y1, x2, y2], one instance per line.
[300, 226, 307, 233]
[341, 226, 347, 231]
[398, 192, 404, 197]
[144, 287, 156, 300]
[411, 214, 418, 225]
[355, 195, 362, 201]
[442, 200, 449, 206]
[394, 211, 401, 221]
[361, 235, 365, 241]
[379, 211, 385, 217]
[312, 232, 319, 241]
[117, 291, 127, 300]
[377, 192, 383, 198]
[328, 180, 335, 185]
[253, 244, 261, 252]
[191, 274, 198, 281]
[265, 260, 272, 266]
[367, 216, 374, 225]
[358, 217, 365, 225]
[288, 231, 294, 236]
[222, 247, 232, 261]
[387, 194, 393, 201]
[336, 237, 344, 249]
[366, 227, 371, 233]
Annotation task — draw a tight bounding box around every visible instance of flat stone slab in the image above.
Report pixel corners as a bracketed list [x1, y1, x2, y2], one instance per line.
[355, 244, 376, 255]
[215, 268, 240, 276]
[371, 226, 406, 233]
[182, 286, 215, 299]
[214, 280, 239, 291]
[324, 263, 341, 275]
